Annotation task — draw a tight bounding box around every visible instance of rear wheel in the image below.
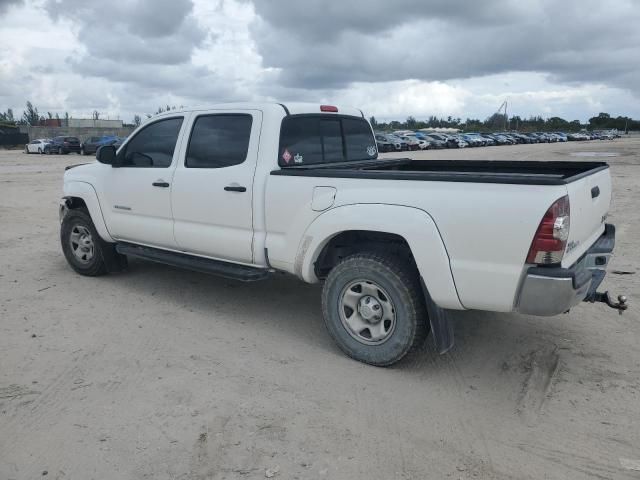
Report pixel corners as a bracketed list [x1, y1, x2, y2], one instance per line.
[60, 209, 108, 276]
[321, 252, 428, 366]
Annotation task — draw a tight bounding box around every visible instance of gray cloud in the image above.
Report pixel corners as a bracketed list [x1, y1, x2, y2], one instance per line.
[251, 0, 640, 95]
[45, 0, 206, 65]
[2, 0, 638, 123]
[0, 0, 23, 15]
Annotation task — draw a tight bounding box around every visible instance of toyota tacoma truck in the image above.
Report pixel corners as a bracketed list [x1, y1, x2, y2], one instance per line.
[59, 103, 627, 366]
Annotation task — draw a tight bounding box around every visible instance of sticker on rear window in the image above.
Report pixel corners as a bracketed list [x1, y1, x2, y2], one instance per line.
[367, 145, 376, 156]
[282, 149, 292, 164]
[294, 153, 303, 164]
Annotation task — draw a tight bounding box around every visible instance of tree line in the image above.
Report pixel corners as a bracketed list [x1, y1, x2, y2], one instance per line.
[1, 100, 637, 133]
[372, 112, 638, 132]
[0, 101, 191, 129]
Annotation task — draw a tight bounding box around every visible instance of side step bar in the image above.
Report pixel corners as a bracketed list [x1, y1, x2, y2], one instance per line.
[116, 242, 270, 282]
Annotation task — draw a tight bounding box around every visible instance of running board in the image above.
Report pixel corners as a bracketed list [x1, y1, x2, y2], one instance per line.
[115, 242, 270, 282]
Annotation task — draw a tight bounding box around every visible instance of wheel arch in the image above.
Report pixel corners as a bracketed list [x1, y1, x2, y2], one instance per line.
[62, 181, 114, 243]
[297, 203, 463, 310]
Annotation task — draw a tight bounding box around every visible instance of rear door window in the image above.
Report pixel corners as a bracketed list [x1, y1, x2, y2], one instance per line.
[279, 115, 376, 167]
[185, 114, 253, 168]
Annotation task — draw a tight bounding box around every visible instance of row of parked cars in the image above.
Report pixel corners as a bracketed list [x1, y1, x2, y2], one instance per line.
[374, 130, 620, 152]
[24, 135, 126, 155]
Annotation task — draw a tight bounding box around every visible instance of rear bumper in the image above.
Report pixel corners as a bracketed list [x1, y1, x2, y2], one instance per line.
[516, 224, 615, 316]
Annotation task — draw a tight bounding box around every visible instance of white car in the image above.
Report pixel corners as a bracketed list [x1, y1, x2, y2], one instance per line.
[25, 138, 51, 154]
[59, 102, 627, 366]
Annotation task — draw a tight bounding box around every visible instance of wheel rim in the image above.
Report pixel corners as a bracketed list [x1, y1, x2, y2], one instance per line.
[69, 224, 95, 264]
[338, 279, 397, 345]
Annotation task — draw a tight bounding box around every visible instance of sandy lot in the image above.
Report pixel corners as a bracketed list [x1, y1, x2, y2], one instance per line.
[1, 139, 639, 479]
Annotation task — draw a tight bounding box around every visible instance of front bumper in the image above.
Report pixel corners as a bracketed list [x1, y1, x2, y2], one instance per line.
[516, 224, 615, 316]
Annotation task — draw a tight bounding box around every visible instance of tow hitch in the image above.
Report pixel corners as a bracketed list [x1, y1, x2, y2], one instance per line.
[587, 291, 629, 314]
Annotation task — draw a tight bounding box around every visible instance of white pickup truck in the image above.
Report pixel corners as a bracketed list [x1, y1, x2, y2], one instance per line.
[60, 103, 627, 366]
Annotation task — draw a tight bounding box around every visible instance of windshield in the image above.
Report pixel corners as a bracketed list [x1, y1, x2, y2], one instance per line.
[279, 114, 377, 167]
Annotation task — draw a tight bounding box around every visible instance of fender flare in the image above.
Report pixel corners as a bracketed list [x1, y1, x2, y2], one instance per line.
[62, 181, 114, 243]
[297, 203, 463, 311]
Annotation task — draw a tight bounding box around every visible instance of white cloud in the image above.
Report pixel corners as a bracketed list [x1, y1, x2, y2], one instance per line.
[0, 0, 639, 123]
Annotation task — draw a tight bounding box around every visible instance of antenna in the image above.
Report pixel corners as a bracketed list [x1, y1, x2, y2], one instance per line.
[494, 100, 509, 131]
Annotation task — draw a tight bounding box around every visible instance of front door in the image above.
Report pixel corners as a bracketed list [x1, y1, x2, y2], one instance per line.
[171, 110, 261, 264]
[100, 116, 186, 249]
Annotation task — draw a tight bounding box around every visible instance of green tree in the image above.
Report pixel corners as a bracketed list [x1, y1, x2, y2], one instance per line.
[22, 101, 40, 125]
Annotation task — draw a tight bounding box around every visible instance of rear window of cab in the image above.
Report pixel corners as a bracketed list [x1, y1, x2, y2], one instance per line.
[278, 115, 377, 167]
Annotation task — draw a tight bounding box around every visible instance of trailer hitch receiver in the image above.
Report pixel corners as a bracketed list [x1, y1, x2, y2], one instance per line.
[589, 291, 629, 314]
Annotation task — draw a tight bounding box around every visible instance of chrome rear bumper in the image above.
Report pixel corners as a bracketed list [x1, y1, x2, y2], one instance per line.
[516, 224, 615, 316]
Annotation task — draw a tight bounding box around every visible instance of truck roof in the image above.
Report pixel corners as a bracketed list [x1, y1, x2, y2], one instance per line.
[148, 102, 365, 120]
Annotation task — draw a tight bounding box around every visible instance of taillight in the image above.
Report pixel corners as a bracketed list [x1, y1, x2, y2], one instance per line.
[526, 195, 570, 265]
[320, 105, 338, 112]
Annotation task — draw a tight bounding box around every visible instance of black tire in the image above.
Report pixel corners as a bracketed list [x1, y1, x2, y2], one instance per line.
[321, 252, 428, 366]
[60, 209, 108, 276]
[82, 147, 88, 156]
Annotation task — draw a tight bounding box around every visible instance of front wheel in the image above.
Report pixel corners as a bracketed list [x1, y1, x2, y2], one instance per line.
[60, 209, 108, 276]
[321, 252, 428, 366]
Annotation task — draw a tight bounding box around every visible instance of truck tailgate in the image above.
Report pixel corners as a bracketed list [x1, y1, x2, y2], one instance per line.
[562, 167, 611, 267]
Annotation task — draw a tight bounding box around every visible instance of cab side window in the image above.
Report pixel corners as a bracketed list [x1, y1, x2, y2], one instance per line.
[185, 114, 253, 168]
[121, 117, 183, 168]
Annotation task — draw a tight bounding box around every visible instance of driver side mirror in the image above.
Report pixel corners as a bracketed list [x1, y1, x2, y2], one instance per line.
[96, 145, 117, 166]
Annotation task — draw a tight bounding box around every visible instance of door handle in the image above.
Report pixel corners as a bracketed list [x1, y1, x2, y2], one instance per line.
[152, 181, 170, 188]
[224, 185, 247, 192]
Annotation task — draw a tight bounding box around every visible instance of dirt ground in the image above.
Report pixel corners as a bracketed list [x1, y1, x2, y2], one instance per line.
[1, 138, 639, 479]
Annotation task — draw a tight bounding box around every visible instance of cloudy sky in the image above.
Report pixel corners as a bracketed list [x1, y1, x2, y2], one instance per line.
[1, 0, 639, 123]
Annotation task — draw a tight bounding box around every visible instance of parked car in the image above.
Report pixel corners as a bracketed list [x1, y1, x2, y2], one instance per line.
[81, 135, 118, 155]
[462, 134, 485, 147]
[421, 134, 447, 149]
[375, 134, 395, 153]
[59, 102, 626, 366]
[46, 136, 81, 154]
[426, 133, 465, 148]
[24, 138, 51, 154]
[522, 133, 540, 143]
[386, 134, 410, 151]
[479, 134, 497, 146]
[399, 135, 422, 151]
[553, 132, 568, 142]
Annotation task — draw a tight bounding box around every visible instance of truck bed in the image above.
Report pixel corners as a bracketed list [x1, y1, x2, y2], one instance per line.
[271, 159, 609, 185]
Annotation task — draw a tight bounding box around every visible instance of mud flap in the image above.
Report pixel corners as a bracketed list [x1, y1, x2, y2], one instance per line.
[99, 238, 128, 273]
[420, 277, 454, 354]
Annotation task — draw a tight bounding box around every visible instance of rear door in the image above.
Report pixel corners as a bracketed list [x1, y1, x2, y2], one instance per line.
[171, 110, 262, 264]
[99, 115, 187, 249]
